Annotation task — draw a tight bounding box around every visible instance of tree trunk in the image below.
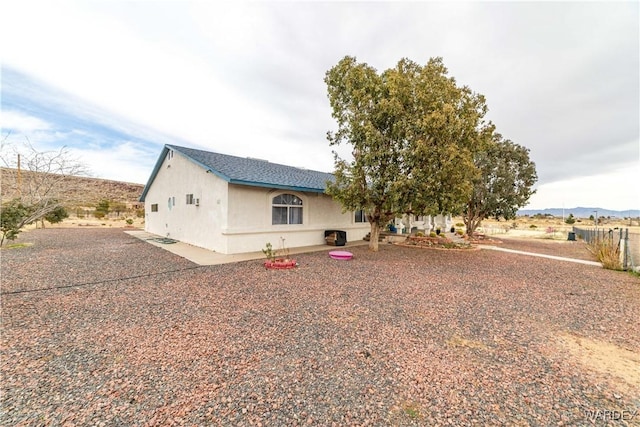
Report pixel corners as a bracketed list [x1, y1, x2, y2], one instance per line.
[464, 202, 482, 237]
[369, 222, 381, 251]
[465, 215, 483, 237]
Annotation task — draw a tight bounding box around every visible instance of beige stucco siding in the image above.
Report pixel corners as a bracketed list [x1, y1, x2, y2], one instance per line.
[224, 184, 369, 254]
[144, 149, 229, 253]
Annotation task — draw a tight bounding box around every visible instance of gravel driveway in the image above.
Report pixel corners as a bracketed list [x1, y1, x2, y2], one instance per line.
[2, 228, 639, 426]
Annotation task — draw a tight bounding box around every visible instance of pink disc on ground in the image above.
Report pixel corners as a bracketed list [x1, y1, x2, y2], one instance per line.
[329, 250, 353, 260]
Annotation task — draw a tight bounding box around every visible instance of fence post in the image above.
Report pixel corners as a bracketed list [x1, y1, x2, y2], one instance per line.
[622, 228, 628, 270]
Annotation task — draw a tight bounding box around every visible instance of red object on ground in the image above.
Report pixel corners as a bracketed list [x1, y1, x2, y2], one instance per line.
[264, 259, 297, 269]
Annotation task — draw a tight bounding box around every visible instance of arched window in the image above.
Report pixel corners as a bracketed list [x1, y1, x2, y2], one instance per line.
[272, 194, 303, 225]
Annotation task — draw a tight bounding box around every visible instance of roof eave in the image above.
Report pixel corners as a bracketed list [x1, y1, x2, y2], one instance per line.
[229, 179, 328, 194]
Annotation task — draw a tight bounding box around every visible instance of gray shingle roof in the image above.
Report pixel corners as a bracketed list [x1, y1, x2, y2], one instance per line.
[140, 145, 334, 201]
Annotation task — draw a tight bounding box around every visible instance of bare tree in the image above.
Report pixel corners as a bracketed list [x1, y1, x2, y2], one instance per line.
[1, 135, 88, 243]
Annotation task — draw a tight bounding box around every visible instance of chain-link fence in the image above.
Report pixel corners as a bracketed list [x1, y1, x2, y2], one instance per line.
[573, 226, 638, 271]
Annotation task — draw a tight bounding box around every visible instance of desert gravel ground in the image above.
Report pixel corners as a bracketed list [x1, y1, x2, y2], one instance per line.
[1, 228, 639, 426]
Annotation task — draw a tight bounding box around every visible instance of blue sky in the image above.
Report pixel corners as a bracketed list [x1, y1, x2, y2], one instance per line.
[1, 1, 638, 210]
[2, 67, 174, 183]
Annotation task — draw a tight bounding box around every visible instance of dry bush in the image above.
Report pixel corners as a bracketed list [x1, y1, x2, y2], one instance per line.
[588, 239, 622, 270]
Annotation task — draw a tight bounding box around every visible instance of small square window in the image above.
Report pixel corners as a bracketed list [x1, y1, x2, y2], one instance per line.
[355, 209, 367, 223]
[186, 194, 194, 205]
[151, 204, 158, 212]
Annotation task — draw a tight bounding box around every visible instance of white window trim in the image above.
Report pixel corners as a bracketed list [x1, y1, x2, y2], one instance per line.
[268, 191, 306, 226]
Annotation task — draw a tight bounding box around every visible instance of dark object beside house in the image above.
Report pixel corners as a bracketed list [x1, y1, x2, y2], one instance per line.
[567, 231, 576, 241]
[325, 230, 347, 246]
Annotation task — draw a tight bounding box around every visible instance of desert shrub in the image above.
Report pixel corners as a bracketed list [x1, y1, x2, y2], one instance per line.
[588, 239, 621, 270]
[1, 201, 30, 245]
[45, 205, 69, 224]
[529, 224, 537, 228]
[126, 218, 134, 225]
[429, 231, 437, 238]
[565, 214, 576, 224]
[455, 222, 464, 227]
[415, 231, 424, 237]
[94, 199, 110, 218]
[456, 229, 464, 236]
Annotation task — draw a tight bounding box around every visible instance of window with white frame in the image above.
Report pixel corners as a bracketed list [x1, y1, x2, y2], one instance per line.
[355, 209, 367, 223]
[272, 194, 303, 225]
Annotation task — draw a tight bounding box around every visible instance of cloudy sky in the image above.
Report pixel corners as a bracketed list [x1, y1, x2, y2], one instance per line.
[2, 1, 638, 211]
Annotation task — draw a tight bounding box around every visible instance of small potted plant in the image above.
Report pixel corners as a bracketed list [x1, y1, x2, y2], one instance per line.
[262, 239, 297, 269]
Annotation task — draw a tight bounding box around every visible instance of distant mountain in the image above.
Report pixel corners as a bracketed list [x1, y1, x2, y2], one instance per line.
[518, 207, 640, 219]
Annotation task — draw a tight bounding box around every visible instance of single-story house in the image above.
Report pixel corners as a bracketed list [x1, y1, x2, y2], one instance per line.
[139, 144, 371, 254]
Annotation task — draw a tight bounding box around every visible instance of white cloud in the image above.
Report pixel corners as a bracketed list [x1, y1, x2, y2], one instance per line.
[525, 163, 640, 211]
[69, 141, 157, 184]
[1, 110, 51, 134]
[2, 1, 638, 207]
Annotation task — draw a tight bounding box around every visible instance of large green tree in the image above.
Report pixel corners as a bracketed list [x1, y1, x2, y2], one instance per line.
[325, 56, 492, 250]
[325, 56, 406, 250]
[397, 59, 494, 218]
[463, 135, 538, 236]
